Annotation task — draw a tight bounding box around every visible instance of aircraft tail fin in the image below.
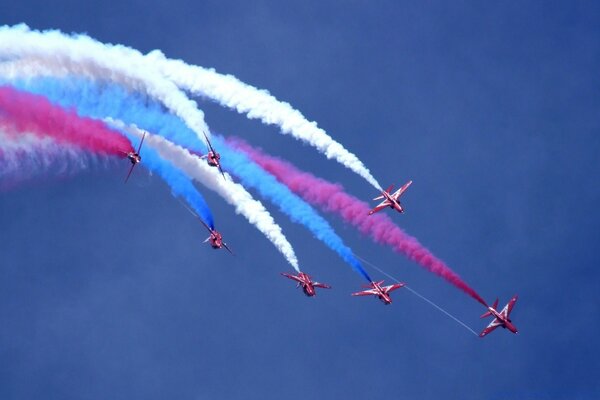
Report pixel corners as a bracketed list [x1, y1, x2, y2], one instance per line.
[373, 185, 394, 200]
[481, 298, 499, 318]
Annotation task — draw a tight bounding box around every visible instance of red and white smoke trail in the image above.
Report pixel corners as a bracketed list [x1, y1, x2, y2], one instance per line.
[228, 137, 487, 306]
[0, 85, 133, 155]
[0, 131, 113, 190]
[146, 50, 382, 190]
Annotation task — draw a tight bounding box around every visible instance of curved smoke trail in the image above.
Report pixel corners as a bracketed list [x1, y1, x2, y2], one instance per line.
[0, 40, 381, 192]
[211, 134, 372, 281]
[116, 124, 300, 271]
[0, 24, 213, 148]
[147, 50, 382, 190]
[0, 84, 215, 229]
[0, 85, 132, 155]
[10, 76, 371, 279]
[6, 77, 297, 269]
[0, 131, 108, 190]
[123, 136, 216, 230]
[228, 137, 488, 306]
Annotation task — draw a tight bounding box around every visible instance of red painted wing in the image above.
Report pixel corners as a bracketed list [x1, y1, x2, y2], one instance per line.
[368, 202, 390, 215]
[124, 163, 136, 183]
[502, 295, 518, 318]
[480, 318, 502, 337]
[222, 241, 234, 255]
[383, 283, 405, 293]
[373, 185, 394, 201]
[392, 180, 412, 200]
[313, 282, 332, 289]
[203, 132, 216, 154]
[217, 164, 227, 180]
[137, 131, 146, 154]
[351, 289, 378, 297]
[281, 272, 302, 283]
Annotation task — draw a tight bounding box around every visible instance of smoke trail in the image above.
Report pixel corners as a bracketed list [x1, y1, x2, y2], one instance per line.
[0, 130, 109, 190]
[210, 134, 372, 281]
[0, 25, 212, 148]
[0, 85, 132, 155]
[116, 123, 300, 271]
[228, 137, 487, 306]
[10, 77, 368, 278]
[115, 129, 216, 230]
[146, 50, 382, 190]
[6, 77, 296, 269]
[0, 84, 215, 229]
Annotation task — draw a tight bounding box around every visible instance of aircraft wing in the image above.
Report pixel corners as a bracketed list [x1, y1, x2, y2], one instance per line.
[124, 163, 136, 183]
[501, 295, 518, 318]
[373, 185, 394, 201]
[203, 131, 216, 153]
[137, 131, 146, 153]
[222, 242, 234, 255]
[313, 282, 332, 289]
[280, 272, 302, 283]
[479, 318, 503, 337]
[383, 283, 405, 293]
[351, 289, 378, 297]
[392, 180, 412, 200]
[368, 201, 390, 215]
[217, 164, 227, 180]
[193, 215, 214, 235]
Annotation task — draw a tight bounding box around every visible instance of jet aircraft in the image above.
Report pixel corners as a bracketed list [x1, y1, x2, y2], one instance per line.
[200, 132, 226, 179]
[368, 180, 413, 215]
[198, 218, 233, 254]
[281, 272, 331, 297]
[479, 295, 519, 337]
[123, 131, 146, 183]
[352, 280, 406, 305]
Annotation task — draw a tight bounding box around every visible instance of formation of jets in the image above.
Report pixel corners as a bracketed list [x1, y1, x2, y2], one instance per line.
[122, 133, 517, 338]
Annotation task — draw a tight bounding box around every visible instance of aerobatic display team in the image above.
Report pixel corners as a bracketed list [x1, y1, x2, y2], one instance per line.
[0, 25, 517, 338]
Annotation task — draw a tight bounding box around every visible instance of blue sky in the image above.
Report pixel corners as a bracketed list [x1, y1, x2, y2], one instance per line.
[1, 2, 599, 399]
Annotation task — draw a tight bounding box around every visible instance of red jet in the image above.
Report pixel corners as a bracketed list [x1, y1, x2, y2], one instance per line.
[200, 132, 226, 179]
[198, 218, 232, 254]
[123, 131, 146, 183]
[177, 198, 232, 254]
[479, 295, 519, 337]
[281, 272, 331, 297]
[368, 180, 413, 215]
[352, 280, 406, 305]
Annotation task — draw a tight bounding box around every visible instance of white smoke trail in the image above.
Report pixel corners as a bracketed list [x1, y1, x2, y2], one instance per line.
[0, 25, 381, 190]
[0, 131, 111, 185]
[146, 50, 382, 190]
[0, 24, 212, 148]
[111, 120, 300, 271]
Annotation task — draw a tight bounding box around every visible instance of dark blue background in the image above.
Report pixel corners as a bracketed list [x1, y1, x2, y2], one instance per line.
[1, 2, 599, 399]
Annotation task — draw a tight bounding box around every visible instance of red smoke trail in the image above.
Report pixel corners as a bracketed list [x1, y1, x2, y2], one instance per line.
[228, 137, 487, 307]
[0, 132, 107, 191]
[0, 85, 133, 155]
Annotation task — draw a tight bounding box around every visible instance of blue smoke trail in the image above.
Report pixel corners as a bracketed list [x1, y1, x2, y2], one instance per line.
[12, 77, 372, 281]
[6, 77, 214, 229]
[212, 134, 372, 281]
